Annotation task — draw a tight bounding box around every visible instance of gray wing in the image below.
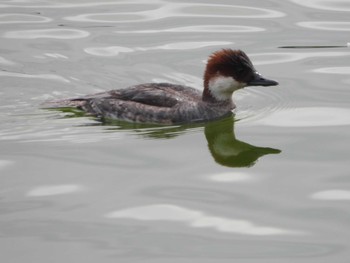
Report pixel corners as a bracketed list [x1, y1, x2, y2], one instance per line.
[56, 83, 199, 107]
[115, 85, 179, 107]
[114, 83, 201, 107]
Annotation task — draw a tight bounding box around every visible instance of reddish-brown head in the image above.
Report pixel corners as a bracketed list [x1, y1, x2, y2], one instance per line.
[203, 49, 278, 102]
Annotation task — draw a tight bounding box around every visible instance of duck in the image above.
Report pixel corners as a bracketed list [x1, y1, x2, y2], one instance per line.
[49, 49, 278, 124]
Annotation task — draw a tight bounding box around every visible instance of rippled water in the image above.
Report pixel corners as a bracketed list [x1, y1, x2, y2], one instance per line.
[1, 0, 350, 262]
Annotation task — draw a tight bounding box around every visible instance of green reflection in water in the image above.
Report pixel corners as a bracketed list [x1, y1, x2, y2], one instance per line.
[51, 108, 281, 167]
[204, 116, 281, 167]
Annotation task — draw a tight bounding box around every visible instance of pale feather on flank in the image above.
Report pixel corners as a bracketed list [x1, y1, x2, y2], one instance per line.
[45, 49, 278, 124]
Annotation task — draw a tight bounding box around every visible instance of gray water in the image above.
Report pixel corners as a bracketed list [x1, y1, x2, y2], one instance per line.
[1, 0, 350, 262]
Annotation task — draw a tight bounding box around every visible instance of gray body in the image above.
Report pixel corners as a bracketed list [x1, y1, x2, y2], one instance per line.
[51, 83, 235, 124]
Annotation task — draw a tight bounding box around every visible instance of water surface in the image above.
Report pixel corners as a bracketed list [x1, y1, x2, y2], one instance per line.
[1, 0, 350, 262]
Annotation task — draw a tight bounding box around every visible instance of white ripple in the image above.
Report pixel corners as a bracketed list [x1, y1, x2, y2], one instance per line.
[180, 4, 285, 18]
[65, 13, 146, 23]
[106, 204, 299, 235]
[84, 46, 133, 56]
[255, 107, 350, 127]
[64, 3, 284, 23]
[297, 21, 350, 31]
[154, 41, 232, 50]
[207, 172, 254, 183]
[3, 29, 90, 39]
[0, 56, 16, 65]
[0, 160, 14, 170]
[27, 184, 85, 197]
[289, 0, 350, 11]
[0, 71, 70, 83]
[313, 67, 350, 74]
[0, 1, 152, 9]
[0, 13, 52, 24]
[115, 25, 264, 34]
[85, 41, 232, 56]
[251, 51, 350, 65]
[311, 190, 350, 200]
[44, 53, 69, 59]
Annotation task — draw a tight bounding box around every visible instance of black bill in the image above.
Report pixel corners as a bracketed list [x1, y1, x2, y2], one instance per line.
[247, 72, 278, 87]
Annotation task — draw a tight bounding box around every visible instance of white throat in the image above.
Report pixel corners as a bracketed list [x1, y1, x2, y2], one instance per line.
[208, 76, 245, 101]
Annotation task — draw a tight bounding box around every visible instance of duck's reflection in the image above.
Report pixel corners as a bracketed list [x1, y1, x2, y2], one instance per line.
[204, 115, 281, 167]
[103, 114, 281, 167]
[55, 109, 281, 167]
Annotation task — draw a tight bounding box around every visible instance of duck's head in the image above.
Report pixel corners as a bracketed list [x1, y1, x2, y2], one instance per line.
[203, 49, 278, 102]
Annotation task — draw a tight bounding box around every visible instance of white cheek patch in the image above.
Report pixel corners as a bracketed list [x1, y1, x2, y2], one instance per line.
[208, 76, 245, 101]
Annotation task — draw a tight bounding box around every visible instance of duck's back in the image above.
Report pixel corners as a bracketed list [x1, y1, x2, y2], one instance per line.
[114, 83, 201, 107]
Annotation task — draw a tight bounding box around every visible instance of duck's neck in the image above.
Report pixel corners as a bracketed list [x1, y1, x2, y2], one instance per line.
[202, 84, 218, 103]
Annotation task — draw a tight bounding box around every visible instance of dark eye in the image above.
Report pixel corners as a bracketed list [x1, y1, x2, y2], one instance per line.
[237, 67, 248, 75]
